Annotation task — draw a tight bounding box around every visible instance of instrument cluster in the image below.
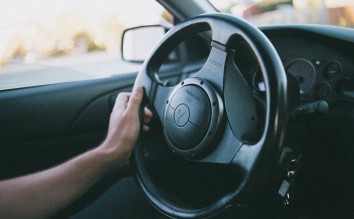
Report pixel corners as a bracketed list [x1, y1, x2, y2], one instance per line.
[253, 57, 351, 103]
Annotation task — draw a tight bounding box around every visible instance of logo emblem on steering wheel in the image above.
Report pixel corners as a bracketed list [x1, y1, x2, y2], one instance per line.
[174, 104, 190, 127]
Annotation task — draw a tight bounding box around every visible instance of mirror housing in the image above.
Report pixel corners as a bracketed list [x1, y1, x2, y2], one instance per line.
[122, 25, 170, 63]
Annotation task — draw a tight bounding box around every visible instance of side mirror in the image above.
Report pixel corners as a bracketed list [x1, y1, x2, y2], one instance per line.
[122, 25, 169, 63]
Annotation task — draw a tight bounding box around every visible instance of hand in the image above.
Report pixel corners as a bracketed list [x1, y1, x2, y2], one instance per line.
[100, 86, 153, 163]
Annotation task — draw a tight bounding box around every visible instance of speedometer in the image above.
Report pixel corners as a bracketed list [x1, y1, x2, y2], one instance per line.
[286, 59, 316, 94]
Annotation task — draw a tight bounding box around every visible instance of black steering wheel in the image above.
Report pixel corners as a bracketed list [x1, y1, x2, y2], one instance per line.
[133, 13, 288, 218]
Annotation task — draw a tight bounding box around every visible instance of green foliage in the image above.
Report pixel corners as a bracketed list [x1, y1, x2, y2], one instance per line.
[73, 31, 106, 52]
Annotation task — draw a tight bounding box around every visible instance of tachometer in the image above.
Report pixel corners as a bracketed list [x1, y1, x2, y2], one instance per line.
[286, 59, 316, 94]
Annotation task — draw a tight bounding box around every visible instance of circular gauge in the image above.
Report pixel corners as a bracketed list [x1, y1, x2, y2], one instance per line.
[324, 61, 341, 79]
[313, 82, 331, 100]
[286, 59, 316, 94]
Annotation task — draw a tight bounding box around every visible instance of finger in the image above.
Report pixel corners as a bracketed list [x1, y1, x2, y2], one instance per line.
[113, 92, 130, 112]
[144, 107, 153, 123]
[144, 117, 151, 124]
[126, 86, 144, 112]
[143, 125, 150, 132]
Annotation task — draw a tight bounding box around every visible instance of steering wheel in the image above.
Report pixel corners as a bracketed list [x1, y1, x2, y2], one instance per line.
[133, 13, 288, 218]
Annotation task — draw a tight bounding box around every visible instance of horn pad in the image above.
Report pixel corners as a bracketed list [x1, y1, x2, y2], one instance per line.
[163, 78, 224, 159]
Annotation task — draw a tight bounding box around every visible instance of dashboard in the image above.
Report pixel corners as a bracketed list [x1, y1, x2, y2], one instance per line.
[250, 25, 354, 105]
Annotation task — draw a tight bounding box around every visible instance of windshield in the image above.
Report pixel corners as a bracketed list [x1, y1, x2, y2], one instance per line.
[209, 0, 354, 27]
[0, 0, 169, 90]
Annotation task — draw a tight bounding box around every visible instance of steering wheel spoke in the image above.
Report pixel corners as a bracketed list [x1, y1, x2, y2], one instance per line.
[194, 46, 227, 92]
[198, 122, 243, 164]
[224, 54, 260, 143]
[232, 142, 262, 173]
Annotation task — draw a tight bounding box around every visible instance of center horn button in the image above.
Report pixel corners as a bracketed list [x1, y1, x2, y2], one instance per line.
[163, 77, 224, 159]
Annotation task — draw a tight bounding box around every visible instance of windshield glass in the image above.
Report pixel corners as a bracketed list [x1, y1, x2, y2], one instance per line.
[209, 0, 354, 27]
[0, 0, 170, 90]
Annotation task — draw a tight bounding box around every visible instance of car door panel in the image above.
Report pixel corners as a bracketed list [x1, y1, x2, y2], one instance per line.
[0, 74, 137, 178]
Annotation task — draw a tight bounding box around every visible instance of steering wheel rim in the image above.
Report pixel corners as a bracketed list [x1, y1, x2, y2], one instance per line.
[132, 13, 288, 218]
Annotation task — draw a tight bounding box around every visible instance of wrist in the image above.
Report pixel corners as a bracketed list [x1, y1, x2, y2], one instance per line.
[89, 146, 116, 172]
[96, 140, 130, 166]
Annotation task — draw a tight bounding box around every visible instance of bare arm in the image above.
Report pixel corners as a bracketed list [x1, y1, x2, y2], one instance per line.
[0, 86, 152, 219]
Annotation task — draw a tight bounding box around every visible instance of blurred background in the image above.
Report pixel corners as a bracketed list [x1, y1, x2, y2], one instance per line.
[0, 0, 352, 69]
[211, 0, 354, 27]
[0, 0, 169, 69]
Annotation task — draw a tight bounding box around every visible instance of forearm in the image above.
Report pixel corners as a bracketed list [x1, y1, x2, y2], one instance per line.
[0, 146, 116, 219]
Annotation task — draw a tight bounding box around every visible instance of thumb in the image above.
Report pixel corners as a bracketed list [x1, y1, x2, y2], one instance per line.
[127, 86, 144, 112]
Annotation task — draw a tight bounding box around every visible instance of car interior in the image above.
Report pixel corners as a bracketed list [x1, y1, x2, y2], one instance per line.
[0, 0, 353, 218]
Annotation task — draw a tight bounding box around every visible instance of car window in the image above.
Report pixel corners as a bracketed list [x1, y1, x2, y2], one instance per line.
[209, 0, 353, 27]
[0, 0, 171, 90]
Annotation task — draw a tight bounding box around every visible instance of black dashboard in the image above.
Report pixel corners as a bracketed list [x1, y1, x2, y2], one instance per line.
[257, 25, 354, 217]
[231, 25, 353, 107]
[260, 25, 354, 105]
